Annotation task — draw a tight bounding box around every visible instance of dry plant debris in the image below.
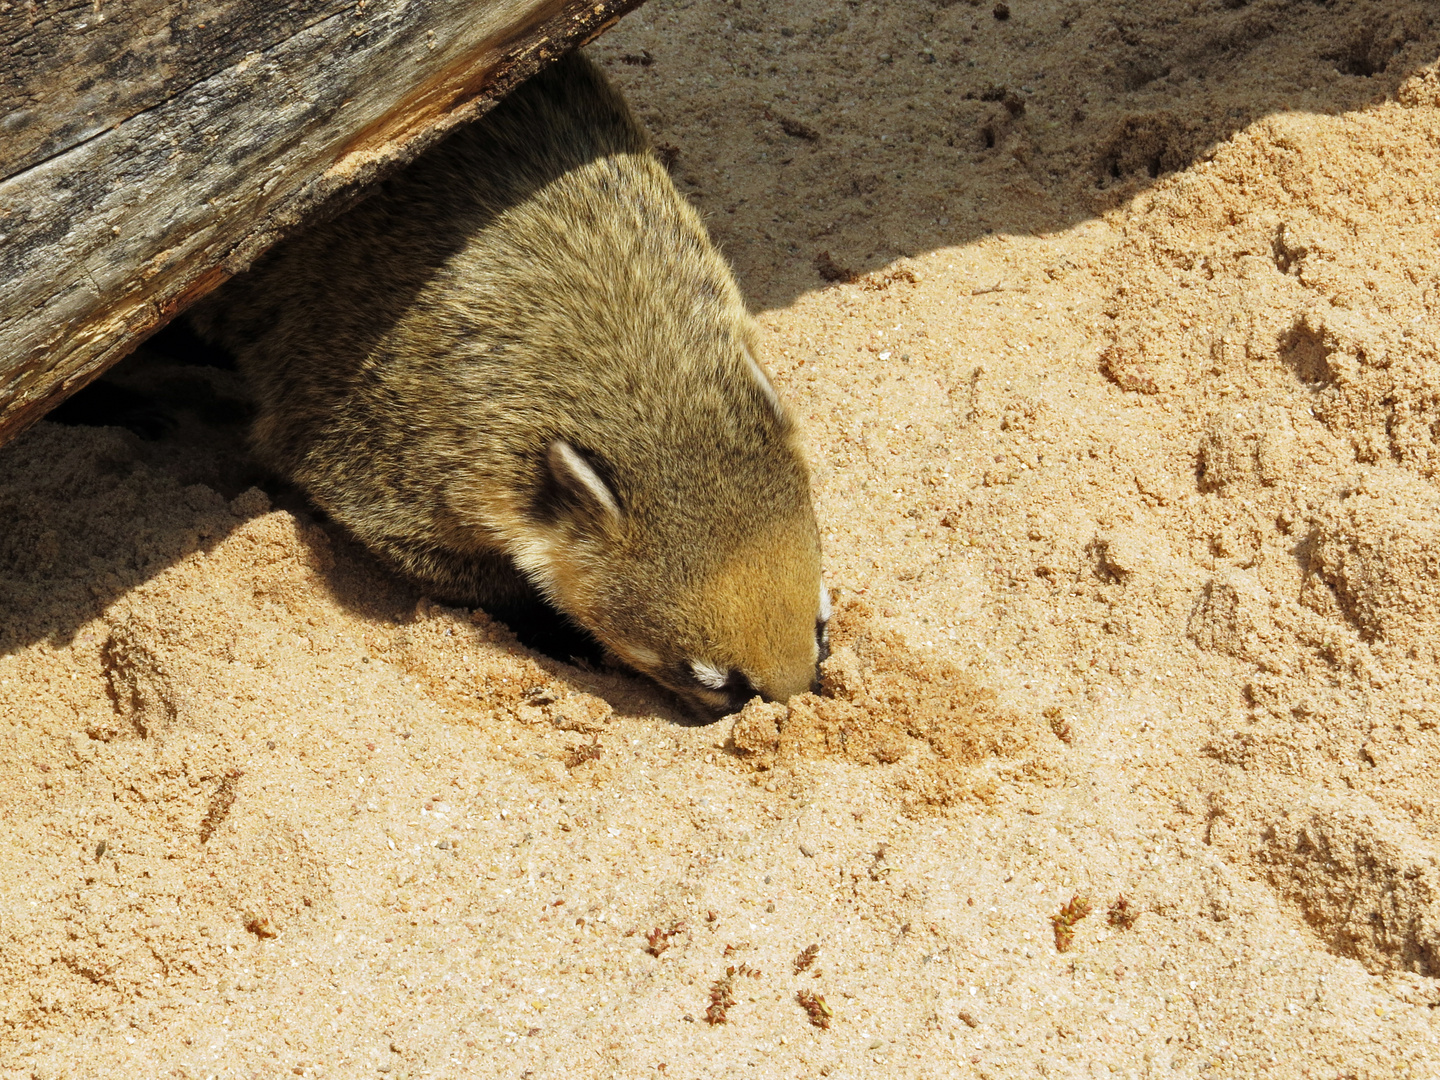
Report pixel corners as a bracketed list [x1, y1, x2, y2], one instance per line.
[565, 737, 602, 769]
[645, 924, 684, 957]
[1107, 895, 1139, 930]
[794, 943, 820, 974]
[704, 973, 734, 1026]
[1051, 895, 1093, 953]
[705, 963, 761, 1026]
[867, 843, 893, 881]
[796, 989, 832, 1030]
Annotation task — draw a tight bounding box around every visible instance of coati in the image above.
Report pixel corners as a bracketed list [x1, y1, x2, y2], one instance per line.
[190, 50, 828, 717]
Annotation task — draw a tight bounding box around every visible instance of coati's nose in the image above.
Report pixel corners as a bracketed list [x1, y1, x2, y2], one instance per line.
[757, 660, 824, 710]
[719, 671, 759, 715]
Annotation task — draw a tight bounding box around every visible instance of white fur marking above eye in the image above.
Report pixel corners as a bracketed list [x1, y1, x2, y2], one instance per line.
[819, 582, 832, 622]
[690, 659, 728, 690]
[549, 440, 621, 521]
[743, 347, 784, 419]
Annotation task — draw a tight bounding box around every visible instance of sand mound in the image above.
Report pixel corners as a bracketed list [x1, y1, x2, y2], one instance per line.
[731, 597, 1047, 805]
[1255, 788, 1440, 976]
[1303, 470, 1440, 658]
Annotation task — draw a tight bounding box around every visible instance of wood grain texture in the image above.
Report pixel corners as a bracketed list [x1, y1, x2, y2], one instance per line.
[0, 0, 645, 448]
[0, 0, 354, 178]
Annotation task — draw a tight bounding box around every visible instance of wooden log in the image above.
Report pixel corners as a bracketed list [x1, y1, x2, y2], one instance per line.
[0, 0, 645, 448]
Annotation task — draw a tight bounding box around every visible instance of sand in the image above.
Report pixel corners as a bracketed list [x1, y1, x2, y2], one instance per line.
[3, 0, 1440, 1076]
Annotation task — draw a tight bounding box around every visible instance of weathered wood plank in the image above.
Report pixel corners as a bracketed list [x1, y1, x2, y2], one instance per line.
[1, 0, 354, 178]
[0, 0, 644, 448]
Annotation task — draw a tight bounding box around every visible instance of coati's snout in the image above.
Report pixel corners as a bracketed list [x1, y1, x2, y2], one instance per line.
[519, 439, 826, 719]
[664, 529, 829, 718]
[605, 548, 830, 719]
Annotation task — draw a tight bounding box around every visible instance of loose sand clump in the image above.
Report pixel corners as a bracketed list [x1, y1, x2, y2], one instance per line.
[731, 596, 1047, 805]
[1255, 787, 1440, 977]
[1304, 471, 1440, 658]
[4, 1, 1440, 1076]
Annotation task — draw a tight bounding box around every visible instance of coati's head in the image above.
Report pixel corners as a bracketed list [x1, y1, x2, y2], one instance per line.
[503, 356, 828, 719]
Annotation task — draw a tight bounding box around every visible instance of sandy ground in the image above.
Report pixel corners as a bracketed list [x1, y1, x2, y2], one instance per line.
[3, 0, 1440, 1076]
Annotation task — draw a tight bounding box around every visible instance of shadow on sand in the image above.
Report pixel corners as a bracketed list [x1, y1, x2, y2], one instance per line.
[592, 0, 1439, 311]
[4, 0, 1435, 666]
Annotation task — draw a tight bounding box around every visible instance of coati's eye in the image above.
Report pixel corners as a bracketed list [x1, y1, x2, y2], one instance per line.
[688, 660, 758, 714]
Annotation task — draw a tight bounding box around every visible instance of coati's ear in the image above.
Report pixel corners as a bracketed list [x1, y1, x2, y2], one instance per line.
[543, 440, 622, 527]
[743, 346, 787, 425]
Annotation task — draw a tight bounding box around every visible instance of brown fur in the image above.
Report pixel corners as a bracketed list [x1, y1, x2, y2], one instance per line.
[190, 51, 824, 716]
